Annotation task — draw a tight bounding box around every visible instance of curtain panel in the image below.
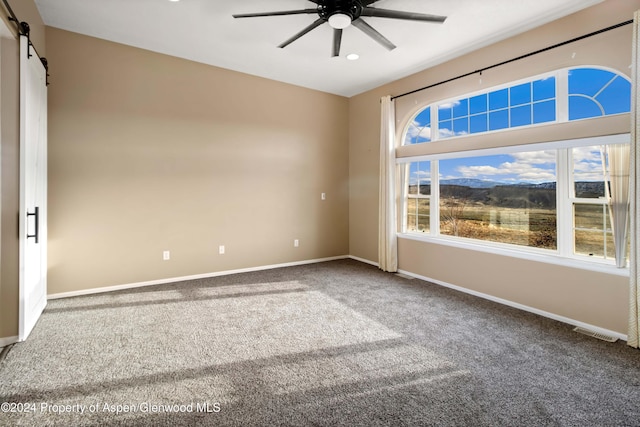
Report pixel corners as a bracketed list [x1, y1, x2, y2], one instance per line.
[629, 11, 640, 349]
[378, 96, 398, 272]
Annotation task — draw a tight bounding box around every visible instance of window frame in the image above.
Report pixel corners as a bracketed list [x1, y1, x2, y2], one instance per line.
[397, 66, 631, 274]
[402, 66, 631, 147]
[397, 134, 630, 273]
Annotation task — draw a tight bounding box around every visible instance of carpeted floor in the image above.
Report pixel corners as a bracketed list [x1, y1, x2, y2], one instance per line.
[0, 259, 639, 426]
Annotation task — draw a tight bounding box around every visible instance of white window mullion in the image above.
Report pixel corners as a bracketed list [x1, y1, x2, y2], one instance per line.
[431, 159, 440, 236]
[431, 105, 439, 142]
[400, 163, 410, 233]
[557, 148, 572, 257]
[557, 69, 569, 122]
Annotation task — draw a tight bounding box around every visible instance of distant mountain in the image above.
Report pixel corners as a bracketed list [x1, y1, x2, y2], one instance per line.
[575, 181, 605, 197]
[440, 178, 503, 188]
[513, 182, 557, 190]
[417, 179, 603, 209]
[439, 180, 557, 209]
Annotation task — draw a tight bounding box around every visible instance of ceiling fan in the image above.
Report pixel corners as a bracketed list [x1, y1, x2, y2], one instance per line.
[232, 0, 447, 57]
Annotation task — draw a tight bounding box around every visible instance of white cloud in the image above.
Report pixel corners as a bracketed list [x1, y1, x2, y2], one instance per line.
[510, 150, 556, 164]
[457, 165, 500, 176]
[438, 100, 461, 110]
[573, 146, 605, 181]
[404, 120, 431, 144]
[437, 128, 468, 139]
[453, 150, 557, 183]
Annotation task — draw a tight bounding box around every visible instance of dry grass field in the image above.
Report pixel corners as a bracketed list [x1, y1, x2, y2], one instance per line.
[406, 197, 623, 261]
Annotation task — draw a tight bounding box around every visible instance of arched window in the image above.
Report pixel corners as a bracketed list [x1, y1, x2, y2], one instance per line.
[568, 68, 631, 120]
[403, 67, 630, 145]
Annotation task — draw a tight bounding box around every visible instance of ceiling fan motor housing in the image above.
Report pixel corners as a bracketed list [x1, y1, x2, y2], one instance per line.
[318, 0, 364, 22]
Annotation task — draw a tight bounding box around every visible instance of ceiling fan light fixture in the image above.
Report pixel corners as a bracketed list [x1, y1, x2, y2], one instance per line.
[328, 13, 352, 29]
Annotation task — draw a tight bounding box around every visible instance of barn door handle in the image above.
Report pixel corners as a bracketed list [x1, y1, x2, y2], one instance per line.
[26, 206, 39, 244]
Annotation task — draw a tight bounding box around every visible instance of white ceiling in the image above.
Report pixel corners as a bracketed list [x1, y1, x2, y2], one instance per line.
[34, 0, 603, 97]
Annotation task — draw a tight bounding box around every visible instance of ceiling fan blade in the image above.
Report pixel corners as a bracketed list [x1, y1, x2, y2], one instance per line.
[352, 18, 396, 51]
[361, 8, 447, 23]
[279, 18, 325, 48]
[233, 9, 317, 19]
[361, 0, 382, 5]
[332, 29, 343, 57]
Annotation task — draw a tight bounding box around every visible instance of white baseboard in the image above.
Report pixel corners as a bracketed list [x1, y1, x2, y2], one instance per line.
[397, 268, 628, 342]
[48, 255, 350, 300]
[0, 336, 18, 347]
[348, 255, 379, 267]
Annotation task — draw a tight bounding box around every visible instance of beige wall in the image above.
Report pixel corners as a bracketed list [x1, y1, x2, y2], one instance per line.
[46, 28, 349, 295]
[0, 0, 45, 341]
[348, 0, 639, 335]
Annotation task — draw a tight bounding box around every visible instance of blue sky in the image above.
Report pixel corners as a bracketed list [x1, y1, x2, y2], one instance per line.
[409, 146, 609, 186]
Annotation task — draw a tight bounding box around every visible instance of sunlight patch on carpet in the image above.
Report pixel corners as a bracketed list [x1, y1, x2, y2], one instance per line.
[263, 344, 461, 395]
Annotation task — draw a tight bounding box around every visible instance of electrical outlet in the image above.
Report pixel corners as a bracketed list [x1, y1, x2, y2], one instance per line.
[219, 245, 225, 254]
[321, 193, 326, 200]
[294, 239, 299, 247]
[163, 250, 170, 261]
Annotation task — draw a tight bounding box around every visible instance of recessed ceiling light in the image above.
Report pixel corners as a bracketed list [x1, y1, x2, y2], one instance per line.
[346, 53, 359, 61]
[169, 0, 180, 2]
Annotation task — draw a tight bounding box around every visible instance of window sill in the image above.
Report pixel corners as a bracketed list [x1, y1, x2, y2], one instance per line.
[398, 232, 630, 277]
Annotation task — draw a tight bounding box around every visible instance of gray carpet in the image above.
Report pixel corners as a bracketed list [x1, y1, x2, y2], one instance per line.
[0, 259, 639, 426]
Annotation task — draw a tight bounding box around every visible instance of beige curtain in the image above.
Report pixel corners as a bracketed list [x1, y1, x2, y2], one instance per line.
[629, 11, 640, 348]
[605, 144, 630, 268]
[378, 96, 398, 272]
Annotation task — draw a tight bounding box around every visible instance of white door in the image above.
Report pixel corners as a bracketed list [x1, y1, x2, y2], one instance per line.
[19, 35, 47, 341]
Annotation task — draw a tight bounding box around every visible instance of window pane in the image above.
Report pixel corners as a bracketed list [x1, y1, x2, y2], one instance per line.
[470, 114, 488, 134]
[489, 109, 509, 130]
[569, 96, 603, 120]
[574, 229, 606, 258]
[438, 151, 557, 250]
[417, 199, 430, 233]
[574, 204, 609, 230]
[533, 77, 555, 101]
[408, 162, 430, 188]
[569, 68, 631, 120]
[439, 120, 453, 138]
[573, 146, 605, 198]
[408, 199, 429, 233]
[573, 203, 613, 259]
[453, 99, 469, 118]
[439, 104, 452, 120]
[533, 100, 556, 123]
[596, 76, 632, 115]
[569, 68, 615, 97]
[405, 107, 431, 144]
[510, 83, 531, 106]
[470, 94, 487, 114]
[453, 117, 469, 135]
[407, 161, 430, 234]
[489, 89, 508, 110]
[511, 104, 532, 127]
[407, 207, 421, 232]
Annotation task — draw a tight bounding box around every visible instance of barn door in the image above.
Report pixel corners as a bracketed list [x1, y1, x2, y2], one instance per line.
[19, 35, 47, 341]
